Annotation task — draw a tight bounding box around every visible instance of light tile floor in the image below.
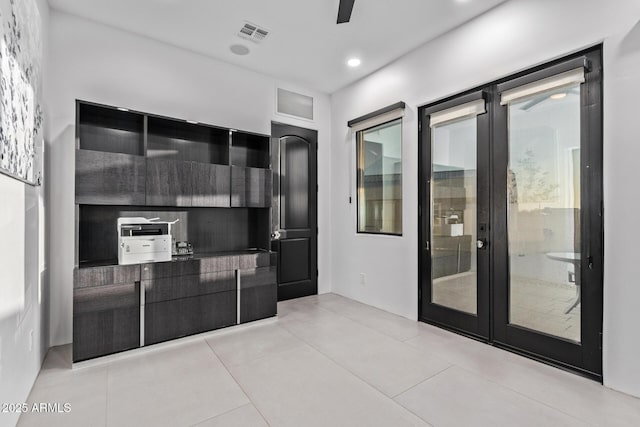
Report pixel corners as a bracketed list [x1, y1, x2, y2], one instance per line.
[16, 293, 640, 427]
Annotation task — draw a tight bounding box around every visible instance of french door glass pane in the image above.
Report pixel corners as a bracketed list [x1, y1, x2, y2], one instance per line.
[431, 117, 478, 315]
[507, 83, 581, 343]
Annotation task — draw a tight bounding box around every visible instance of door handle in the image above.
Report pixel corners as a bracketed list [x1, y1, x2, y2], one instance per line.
[476, 239, 488, 250]
[271, 230, 282, 240]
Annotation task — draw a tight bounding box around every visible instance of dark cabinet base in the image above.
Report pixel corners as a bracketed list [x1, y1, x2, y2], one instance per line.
[241, 285, 277, 324]
[73, 281, 140, 362]
[240, 266, 277, 324]
[144, 291, 237, 346]
[73, 307, 140, 362]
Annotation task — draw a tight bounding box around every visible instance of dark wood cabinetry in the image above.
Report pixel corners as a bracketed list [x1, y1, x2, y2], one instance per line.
[73, 265, 141, 362]
[146, 160, 231, 207]
[141, 256, 237, 345]
[75, 150, 146, 205]
[74, 101, 277, 361]
[145, 158, 192, 206]
[239, 266, 277, 324]
[231, 166, 273, 208]
[78, 103, 144, 156]
[190, 163, 230, 207]
[144, 292, 236, 345]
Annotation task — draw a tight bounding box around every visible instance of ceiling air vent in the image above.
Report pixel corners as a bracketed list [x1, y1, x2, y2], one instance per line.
[238, 22, 269, 44]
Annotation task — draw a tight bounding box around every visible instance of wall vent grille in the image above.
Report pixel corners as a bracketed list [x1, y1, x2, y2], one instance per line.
[277, 88, 314, 121]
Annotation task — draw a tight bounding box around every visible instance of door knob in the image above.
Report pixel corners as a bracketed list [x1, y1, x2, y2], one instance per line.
[476, 239, 488, 249]
[271, 230, 282, 240]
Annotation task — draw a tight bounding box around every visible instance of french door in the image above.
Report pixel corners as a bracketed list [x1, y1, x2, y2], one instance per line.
[419, 47, 603, 379]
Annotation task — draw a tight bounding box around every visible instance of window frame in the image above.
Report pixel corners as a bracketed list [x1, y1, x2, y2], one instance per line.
[355, 117, 403, 236]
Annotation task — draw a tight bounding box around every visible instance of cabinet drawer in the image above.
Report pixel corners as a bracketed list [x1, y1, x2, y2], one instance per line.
[239, 266, 277, 289]
[199, 256, 239, 273]
[143, 270, 236, 304]
[75, 149, 146, 205]
[141, 260, 201, 280]
[75, 265, 141, 289]
[144, 291, 236, 345]
[73, 282, 139, 314]
[238, 252, 271, 270]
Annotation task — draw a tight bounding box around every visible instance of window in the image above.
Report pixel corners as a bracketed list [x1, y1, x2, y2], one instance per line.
[356, 118, 402, 235]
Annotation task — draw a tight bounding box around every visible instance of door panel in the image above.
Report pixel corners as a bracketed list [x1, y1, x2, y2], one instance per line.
[431, 117, 479, 315]
[271, 123, 318, 301]
[506, 82, 582, 343]
[420, 91, 491, 339]
[493, 50, 603, 378]
[280, 238, 310, 283]
[282, 138, 310, 229]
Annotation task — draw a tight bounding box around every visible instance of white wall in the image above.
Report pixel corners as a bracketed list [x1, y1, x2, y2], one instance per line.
[46, 11, 332, 347]
[330, 0, 640, 397]
[0, 1, 50, 426]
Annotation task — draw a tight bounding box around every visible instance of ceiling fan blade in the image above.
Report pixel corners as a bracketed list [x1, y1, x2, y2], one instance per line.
[337, 0, 355, 24]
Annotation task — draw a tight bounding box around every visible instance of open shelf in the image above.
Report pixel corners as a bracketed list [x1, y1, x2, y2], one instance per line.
[78, 205, 270, 265]
[147, 117, 229, 164]
[231, 132, 270, 169]
[78, 102, 144, 156]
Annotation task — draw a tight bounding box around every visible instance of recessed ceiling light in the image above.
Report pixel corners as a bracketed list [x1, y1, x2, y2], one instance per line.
[347, 58, 361, 67]
[550, 93, 567, 100]
[117, 107, 129, 112]
[230, 44, 250, 56]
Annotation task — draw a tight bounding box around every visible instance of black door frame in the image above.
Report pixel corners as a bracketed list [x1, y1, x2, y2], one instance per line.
[418, 90, 492, 340]
[270, 122, 318, 301]
[418, 46, 604, 380]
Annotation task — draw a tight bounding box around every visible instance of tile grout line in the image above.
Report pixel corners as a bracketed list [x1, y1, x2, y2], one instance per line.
[206, 323, 306, 369]
[279, 317, 436, 426]
[317, 295, 423, 344]
[452, 364, 598, 427]
[203, 337, 273, 427]
[390, 364, 454, 399]
[187, 402, 254, 427]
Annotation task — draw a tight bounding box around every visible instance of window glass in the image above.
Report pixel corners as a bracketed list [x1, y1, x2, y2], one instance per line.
[357, 119, 402, 235]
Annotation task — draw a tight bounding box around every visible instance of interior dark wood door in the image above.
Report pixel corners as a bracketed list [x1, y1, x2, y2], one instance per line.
[271, 122, 318, 301]
[419, 91, 491, 340]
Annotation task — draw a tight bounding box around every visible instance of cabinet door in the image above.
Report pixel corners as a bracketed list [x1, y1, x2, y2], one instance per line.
[73, 282, 140, 362]
[144, 291, 236, 345]
[146, 158, 192, 206]
[239, 266, 277, 324]
[231, 166, 273, 207]
[75, 149, 146, 205]
[191, 163, 230, 207]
